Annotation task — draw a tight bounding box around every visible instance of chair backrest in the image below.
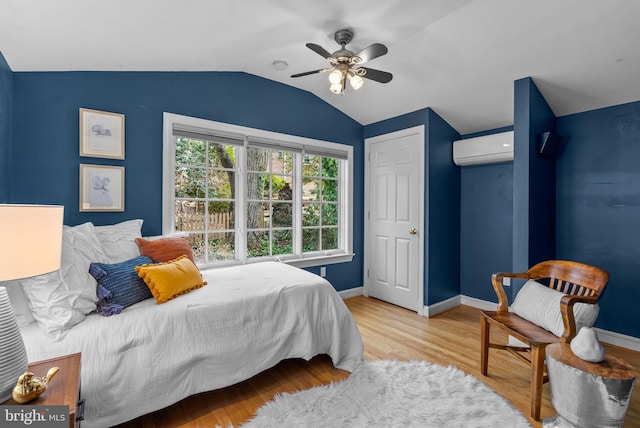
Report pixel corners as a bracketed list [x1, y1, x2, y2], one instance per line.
[527, 260, 609, 298]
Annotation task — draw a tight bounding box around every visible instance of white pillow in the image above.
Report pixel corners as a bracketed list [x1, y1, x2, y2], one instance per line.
[1, 280, 36, 326]
[511, 280, 599, 337]
[142, 231, 189, 241]
[20, 270, 86, 340]
[59, 222, 109, 314]
[21, 222, 109, 339]
[94, 219, 143, 263]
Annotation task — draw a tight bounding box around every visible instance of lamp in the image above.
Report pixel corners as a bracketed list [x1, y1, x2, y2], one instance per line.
[0, 204, 64, 402]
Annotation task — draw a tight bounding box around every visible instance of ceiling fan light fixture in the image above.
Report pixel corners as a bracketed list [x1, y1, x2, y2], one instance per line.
[348, 72, 364, 90]
[291, 28, 392, 96]
[328, 69, 343, 84]
[329, 82, 344, 94]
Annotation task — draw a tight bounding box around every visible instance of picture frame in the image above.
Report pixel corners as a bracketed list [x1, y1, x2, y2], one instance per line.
[80, 164, 125, 212]
[80, 108, 125, 159]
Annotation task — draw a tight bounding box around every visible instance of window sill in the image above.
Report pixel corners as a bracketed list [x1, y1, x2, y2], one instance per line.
[284, 253, 355, 268]
[198, 253, 355, 271]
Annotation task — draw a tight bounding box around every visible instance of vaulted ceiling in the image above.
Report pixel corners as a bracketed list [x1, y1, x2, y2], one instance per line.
[1, 0, 639, 134]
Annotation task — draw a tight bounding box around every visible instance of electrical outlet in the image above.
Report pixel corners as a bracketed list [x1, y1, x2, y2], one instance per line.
[320, 266, 326, 277]
[503, 277, 511, 286]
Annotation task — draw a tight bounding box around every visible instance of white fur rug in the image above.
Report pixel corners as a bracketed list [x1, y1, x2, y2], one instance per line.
[241, 360, 530, 428]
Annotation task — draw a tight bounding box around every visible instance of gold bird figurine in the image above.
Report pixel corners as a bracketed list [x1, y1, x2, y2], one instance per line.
[12, 367, 60, 404]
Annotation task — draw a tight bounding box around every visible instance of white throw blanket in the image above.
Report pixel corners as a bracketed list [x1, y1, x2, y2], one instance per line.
[20, 262, 364, 427]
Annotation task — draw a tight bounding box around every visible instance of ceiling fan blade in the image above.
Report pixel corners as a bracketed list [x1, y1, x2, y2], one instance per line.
[306, 43, 333, 59]
[360, 67, 393, 84]
[353, 43, 388, 64]
[291, 69, 326, 78]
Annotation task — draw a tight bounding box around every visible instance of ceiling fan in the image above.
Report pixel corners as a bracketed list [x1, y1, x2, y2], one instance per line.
[291, 28, 393, 95]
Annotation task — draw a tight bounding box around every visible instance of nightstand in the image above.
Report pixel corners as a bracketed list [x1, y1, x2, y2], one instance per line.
[2, 353, 84, 428]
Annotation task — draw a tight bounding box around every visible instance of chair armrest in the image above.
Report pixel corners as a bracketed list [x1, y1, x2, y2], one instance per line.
[559, 295, 599, 342]
[491, 271, 530, 312]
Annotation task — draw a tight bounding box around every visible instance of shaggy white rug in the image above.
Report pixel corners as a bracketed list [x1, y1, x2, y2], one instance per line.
[241, 360, 530, 428]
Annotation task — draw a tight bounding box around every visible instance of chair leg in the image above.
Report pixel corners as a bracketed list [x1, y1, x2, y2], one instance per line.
[530, 345, 545, 420]
[480, 316, 490, 376]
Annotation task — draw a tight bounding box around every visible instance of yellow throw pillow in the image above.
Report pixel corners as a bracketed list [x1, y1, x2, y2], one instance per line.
[135, 255, 206, 304]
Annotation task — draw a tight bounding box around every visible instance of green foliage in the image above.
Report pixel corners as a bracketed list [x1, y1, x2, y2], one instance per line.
[270, 175, 287, 195]
[322, 156, 338, 178]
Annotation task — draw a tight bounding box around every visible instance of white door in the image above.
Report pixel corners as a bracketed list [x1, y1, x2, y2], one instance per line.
[364, 126, 424, 313]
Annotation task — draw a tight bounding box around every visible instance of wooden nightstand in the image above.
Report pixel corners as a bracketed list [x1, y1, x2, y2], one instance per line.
[2, 353, 84, 428]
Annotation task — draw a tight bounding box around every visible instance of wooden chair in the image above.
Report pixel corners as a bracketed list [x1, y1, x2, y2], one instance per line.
[479, 260, 609, 420]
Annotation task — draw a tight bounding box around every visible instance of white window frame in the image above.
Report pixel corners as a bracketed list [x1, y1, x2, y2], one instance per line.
[162, 112, 354, 269]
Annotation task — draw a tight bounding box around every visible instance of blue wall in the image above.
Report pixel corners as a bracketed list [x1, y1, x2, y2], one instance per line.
[364, 108, 461, 305]
[9, 71, 363, 291]
[5, 58, 640, 338]
[461, 78, 557, 303]
[512, 77, 556, 295]
[556, 100, 640, 336]
[459, 126, 514, 301]
[425, 110, 462, 304]
[0, 52, 11, 202]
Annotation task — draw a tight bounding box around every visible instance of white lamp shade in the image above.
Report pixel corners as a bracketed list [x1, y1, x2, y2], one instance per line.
[0, 204, 63, 402]
[0, 204, 64, 281]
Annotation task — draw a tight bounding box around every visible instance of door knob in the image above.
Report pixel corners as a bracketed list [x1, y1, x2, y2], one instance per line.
[409, 228, 417, 235]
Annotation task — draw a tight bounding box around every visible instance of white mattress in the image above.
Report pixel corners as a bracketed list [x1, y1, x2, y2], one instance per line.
[20, 262, 364, 427]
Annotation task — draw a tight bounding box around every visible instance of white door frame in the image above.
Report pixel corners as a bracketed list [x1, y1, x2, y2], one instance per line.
[364, 125, 425, 315]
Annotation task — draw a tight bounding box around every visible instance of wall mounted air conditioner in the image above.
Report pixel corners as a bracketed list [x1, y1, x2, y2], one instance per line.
[453, 130, 514, 166]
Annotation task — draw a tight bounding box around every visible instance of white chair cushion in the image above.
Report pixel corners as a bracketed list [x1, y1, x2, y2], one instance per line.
[511, 279, 599, 337]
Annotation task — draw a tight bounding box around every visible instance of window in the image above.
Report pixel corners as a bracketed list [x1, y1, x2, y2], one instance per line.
[302, 154, 340, 252]
[163, 113, 353, 268]
[246, 145, 295, 258]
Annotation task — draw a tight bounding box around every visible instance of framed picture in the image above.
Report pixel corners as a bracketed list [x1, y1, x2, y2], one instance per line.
[80, 108, 125, 159]
[80, 164, 125, 212]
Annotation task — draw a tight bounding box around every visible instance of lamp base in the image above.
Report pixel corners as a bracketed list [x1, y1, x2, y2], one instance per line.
[0, 286, 29, 402]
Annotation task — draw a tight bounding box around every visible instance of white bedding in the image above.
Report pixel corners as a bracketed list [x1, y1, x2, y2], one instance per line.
[20, 262, 364, 427]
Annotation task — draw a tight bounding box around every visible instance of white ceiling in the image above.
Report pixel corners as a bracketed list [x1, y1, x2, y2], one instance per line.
[1, 0, 639, 134]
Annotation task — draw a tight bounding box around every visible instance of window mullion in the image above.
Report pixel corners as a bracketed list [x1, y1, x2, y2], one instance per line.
[338, 160, 344, 252]
[293, 153, 302, 257]
[203, 143, 209, 264]
[237, 138, 248, 263]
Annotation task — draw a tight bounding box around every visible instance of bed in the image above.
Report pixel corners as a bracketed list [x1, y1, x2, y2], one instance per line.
[19, 261, 364, 427]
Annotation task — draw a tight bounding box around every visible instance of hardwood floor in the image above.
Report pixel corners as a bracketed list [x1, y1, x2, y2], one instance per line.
[119, 296, 640, 427]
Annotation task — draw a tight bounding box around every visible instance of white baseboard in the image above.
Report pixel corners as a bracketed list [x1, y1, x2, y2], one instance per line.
[594, 328, 640, 352]
[460, 295, 498, 311]
[339, 286, 363, 300]
[457, 294, 640, 352]
[423, 295, 461, 317]
[343, 289, 640, 352]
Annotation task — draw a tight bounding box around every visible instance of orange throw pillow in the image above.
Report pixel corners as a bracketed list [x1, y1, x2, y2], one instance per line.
[135, 236, 195, 264]
[135, 255, 206, 304]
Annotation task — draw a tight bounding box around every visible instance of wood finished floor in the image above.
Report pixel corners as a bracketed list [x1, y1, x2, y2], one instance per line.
[118, 296, 640, 428]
